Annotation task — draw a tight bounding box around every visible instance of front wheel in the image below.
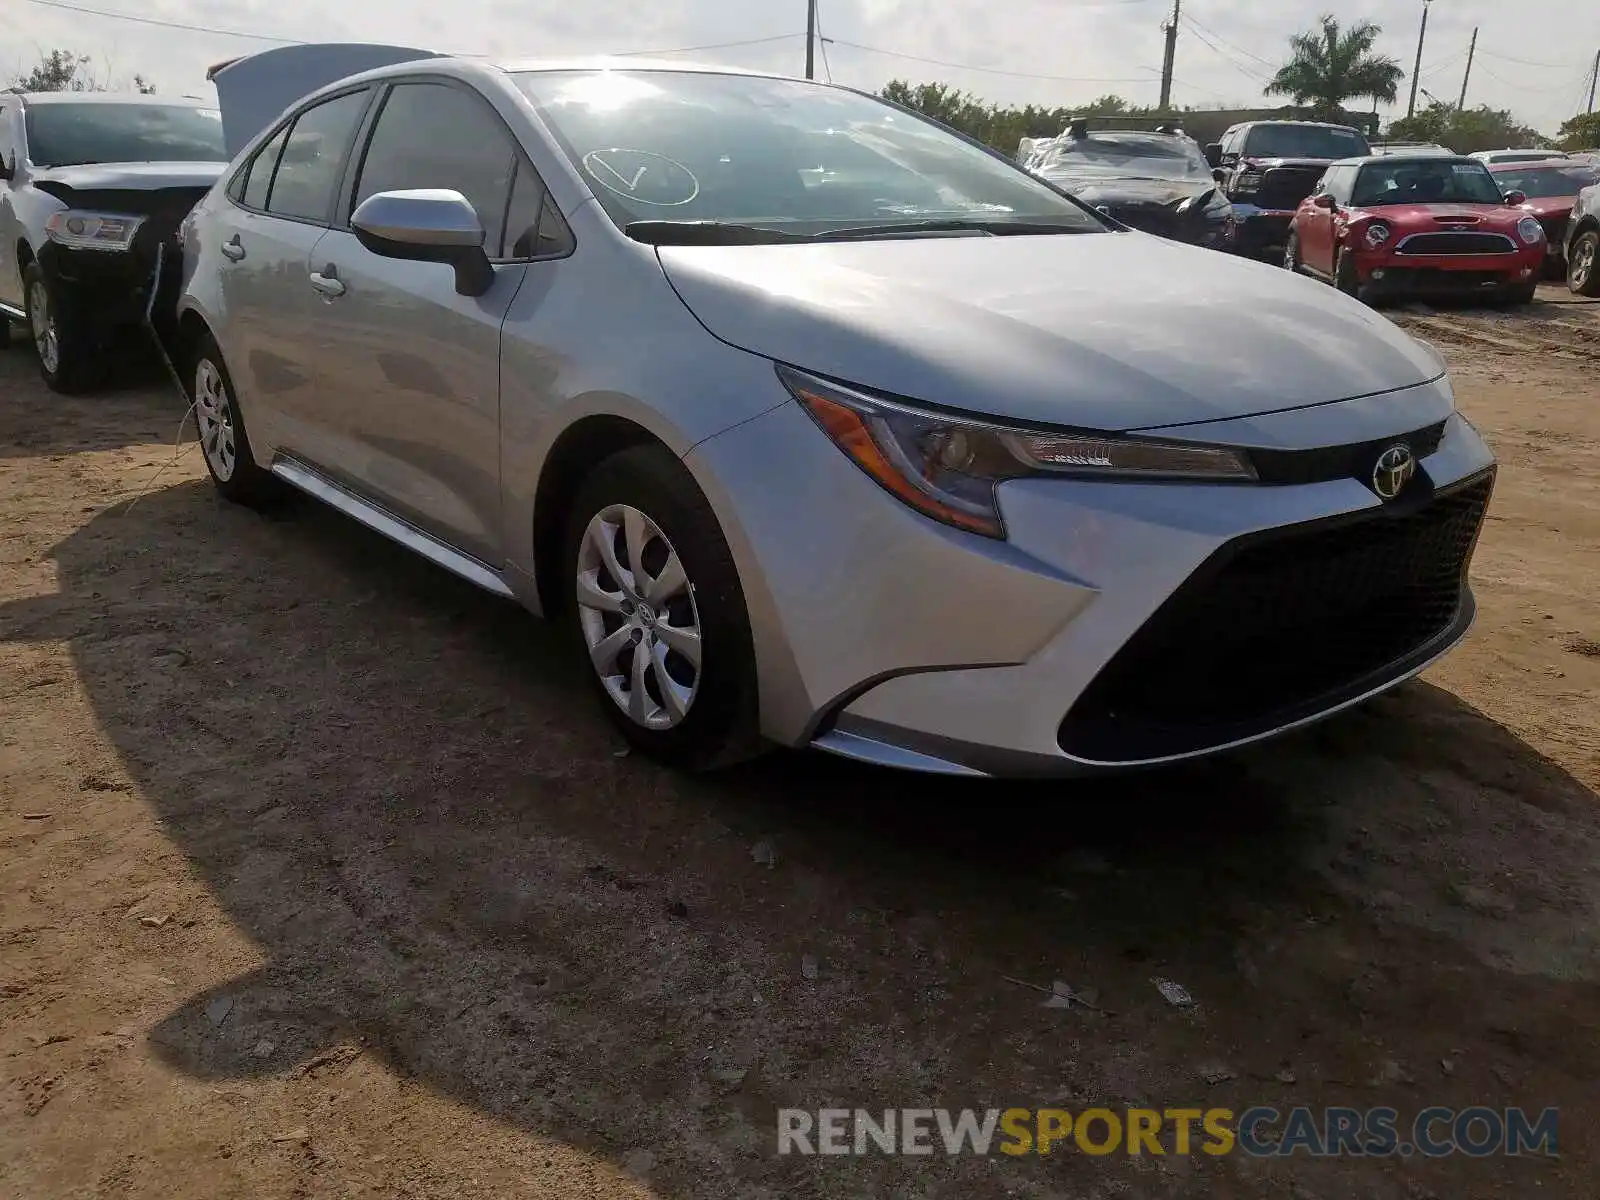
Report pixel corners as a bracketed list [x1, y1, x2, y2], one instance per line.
[561, 444, 760, 769]
[1568, 230, 1600, 297]
[22, 263, 101, 393]
[1334, 250, 1370, 304]
[1282, 229, 1302, 273]
[189, 331, 279, 507]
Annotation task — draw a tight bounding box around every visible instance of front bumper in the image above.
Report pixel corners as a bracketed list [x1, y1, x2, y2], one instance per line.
[36, 234, 184, 339]
[1224, 205, 1296, 258]
[688, 386, 1496, 777]
[1354, 248, 1545, 296]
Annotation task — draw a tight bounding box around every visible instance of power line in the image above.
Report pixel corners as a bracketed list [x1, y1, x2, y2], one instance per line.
[826, 38, 1156, 83]
[1180, 12, 1275, 68]
[1180, 17, 1271, 84]
[1476, 62, 1592, 95]
[1475, 48, 1591, 70]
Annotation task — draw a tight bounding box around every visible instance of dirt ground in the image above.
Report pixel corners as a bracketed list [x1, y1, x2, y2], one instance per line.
[2, 286, 1599, 1199]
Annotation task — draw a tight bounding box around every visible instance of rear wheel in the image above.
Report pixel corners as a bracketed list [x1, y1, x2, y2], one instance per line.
[1334, 250, 1367, 303]
[561, 444, 760, 769]
[189, 331, 279, 507]
[1568, 230, 1600, 297]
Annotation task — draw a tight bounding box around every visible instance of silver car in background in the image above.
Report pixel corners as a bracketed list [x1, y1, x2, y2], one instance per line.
[177, 58, 1497, 777]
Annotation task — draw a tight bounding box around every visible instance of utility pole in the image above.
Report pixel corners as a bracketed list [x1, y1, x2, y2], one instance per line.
[805, 0, 817, 80]
[1158, 0, 1181, 111]
[1589, 47, 1599, 113]
[1456, 27, 1477, 111]
[1406, 0, 1431, 118]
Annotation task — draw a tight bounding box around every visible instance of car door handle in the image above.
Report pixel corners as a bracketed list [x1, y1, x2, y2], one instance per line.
[220, 235, 245, 262]
[309, 269, 345, 299]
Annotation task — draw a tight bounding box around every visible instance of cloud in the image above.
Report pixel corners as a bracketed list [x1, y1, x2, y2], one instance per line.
[6, 0, 1597, 134]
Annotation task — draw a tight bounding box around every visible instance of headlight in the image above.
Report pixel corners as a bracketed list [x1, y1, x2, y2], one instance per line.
[1516, 216, 1544, 245]
[779, 366, 1257, 540]
[1233, 171, 1260, 194]
[44, 210, 145, 252]
[1364, 221, 1392, 248]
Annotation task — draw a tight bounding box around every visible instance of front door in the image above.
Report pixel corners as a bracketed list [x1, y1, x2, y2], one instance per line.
[296, 79, 540, 564]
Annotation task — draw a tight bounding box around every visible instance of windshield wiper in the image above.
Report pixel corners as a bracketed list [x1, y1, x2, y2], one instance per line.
[625, 221, 814, 246]
[817, 218, 1096, 240]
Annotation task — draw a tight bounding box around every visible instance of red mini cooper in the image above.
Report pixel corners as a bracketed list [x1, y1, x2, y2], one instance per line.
[1283, 154, 1548, 305]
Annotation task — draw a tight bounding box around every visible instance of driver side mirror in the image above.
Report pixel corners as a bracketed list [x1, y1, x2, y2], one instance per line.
[0, 155, 13, 182]
[1312, 192, 1336, 209]
[350, 189, 495, 298]
[1502, 189, 1527, 206]
[1204, 143, 1222, 169]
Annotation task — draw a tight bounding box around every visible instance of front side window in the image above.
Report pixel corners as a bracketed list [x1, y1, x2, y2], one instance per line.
[23, 102, 227, 168]
[1242, 125, 1370, 160]
[266, 90, 369, 223]
[1352, 159, 1505, 207]
[512, 69, 1103, 236]
[353, 82, 518, 256]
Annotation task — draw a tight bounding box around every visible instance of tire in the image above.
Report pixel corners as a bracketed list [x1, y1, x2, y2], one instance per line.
[188, 331, 279, 507]
[22, 262, 102, 393]
[1282, 229, 1302, 273]
[1334, 250, 1370, 304]
[561, 444, 760, 770]
[1495, 281, 1539, 307]
[1568, 229, 1600, 297]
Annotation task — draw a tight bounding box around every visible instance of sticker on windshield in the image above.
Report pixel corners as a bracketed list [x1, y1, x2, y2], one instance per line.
[582, 149, 699, 207]
[196, 108, 221, 120]
[1450, 163, 1482, 175]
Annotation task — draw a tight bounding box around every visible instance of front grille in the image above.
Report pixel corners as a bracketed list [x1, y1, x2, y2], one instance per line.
[1058, 471, 1495, 762]
[1255, 165, 1324, 210]
[1396, 232, 1516, 255]
[1249, 422, 1446, 486]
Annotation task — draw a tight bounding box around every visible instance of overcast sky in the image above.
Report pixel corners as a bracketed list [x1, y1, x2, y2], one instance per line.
[4, 0, 1597, 135]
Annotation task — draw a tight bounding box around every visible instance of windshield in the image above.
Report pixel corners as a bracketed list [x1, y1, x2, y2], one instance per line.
[1242, 124, 1369, 160]
[25, 103, 227, 168]
[512, 70, 1102, 235]
[1034, 132, 1211, 182]
[1352, 159, 1504, 206]
[1492, 163, 1600, 198]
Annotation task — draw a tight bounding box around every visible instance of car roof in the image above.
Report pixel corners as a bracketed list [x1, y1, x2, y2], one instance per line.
[1241, 120, 1363, 131]
[494, 57, 784, 79]
[1331, 154, 1481, 168]
[1486, 157, 1579, 170]
[16, 91, 212, 107]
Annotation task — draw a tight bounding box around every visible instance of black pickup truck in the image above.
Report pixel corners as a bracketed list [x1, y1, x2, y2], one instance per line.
[1205, 121, 1372, 261]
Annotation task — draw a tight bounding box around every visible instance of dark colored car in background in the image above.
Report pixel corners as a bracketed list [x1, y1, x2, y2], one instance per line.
[1487, 158, 1600, 276]
[1026, 118, 1231, 248]
[0, 93, 228, 391]
[1206, 120, 1372, 260]
[1564, 181, 1600, 295]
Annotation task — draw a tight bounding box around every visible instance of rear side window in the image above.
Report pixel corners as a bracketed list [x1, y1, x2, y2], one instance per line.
[266, 89, 369, 223]
[352, 82, 517, 256]
[0, 105, 14, 170]
[238, 124, 289, 210]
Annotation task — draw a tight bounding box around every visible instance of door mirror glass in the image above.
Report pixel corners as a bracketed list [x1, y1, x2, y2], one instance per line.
[1502, 189, 1526, 206]
[0, 155, 13, 182]
[351, 188, 495, 296]
[1204, 143, 1222, 168]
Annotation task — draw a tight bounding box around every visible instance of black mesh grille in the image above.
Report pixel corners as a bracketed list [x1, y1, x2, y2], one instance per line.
[1541, 216, 1568, 247]
[1256, 165, 1324, 209]
[1373, 269, 1509, 291]
[1059, 471, 1495, 762]
[1396, 232, 1516, 255]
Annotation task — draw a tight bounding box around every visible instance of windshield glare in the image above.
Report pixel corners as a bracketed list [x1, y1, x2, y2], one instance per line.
[24, 103, 227, 167]
[512, 70, 1103, 234]
[1492, 164, 1600, 198]
[1352, 159, 1504, 206]
[1243, 125, 1369, 159]
[1036, 133, 1211, 181]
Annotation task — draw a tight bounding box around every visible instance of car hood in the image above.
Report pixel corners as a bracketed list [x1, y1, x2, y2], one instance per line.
[1351, 202, 1522, 227]
[1243, 156, 1341, 169]
[29, 162, 227, 192]
[1519, 196, 1576, 218]
[657, 232, 1442, 431]
[1044, 175, 1212, 207]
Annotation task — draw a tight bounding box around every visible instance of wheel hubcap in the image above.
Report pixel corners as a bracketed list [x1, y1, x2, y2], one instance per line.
[1577, 241, 1596, 288]
[575, 504, 701, 730]
[193, 358, 237, 482]
[28, 281, 58, 374]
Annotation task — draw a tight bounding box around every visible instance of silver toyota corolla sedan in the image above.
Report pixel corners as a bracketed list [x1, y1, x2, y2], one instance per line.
[176, 57, 1497, 777]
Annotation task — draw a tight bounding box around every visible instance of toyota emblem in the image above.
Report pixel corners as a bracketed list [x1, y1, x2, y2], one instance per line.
[1371, 443, 1417, 500]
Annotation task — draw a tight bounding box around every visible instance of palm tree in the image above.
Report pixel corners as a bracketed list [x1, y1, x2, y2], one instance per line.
[1265, 16, 1406, 119]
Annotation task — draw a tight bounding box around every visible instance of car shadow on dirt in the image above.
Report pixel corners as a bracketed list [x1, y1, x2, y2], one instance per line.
[0, 344, 186, 459]
[4, 481, 1598, 1196]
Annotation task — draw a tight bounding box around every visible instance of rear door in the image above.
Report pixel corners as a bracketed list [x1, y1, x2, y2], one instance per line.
[209, 86, 374, 462]
[297, 78, 534, 562]
[1301, 166, 1349, 273]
